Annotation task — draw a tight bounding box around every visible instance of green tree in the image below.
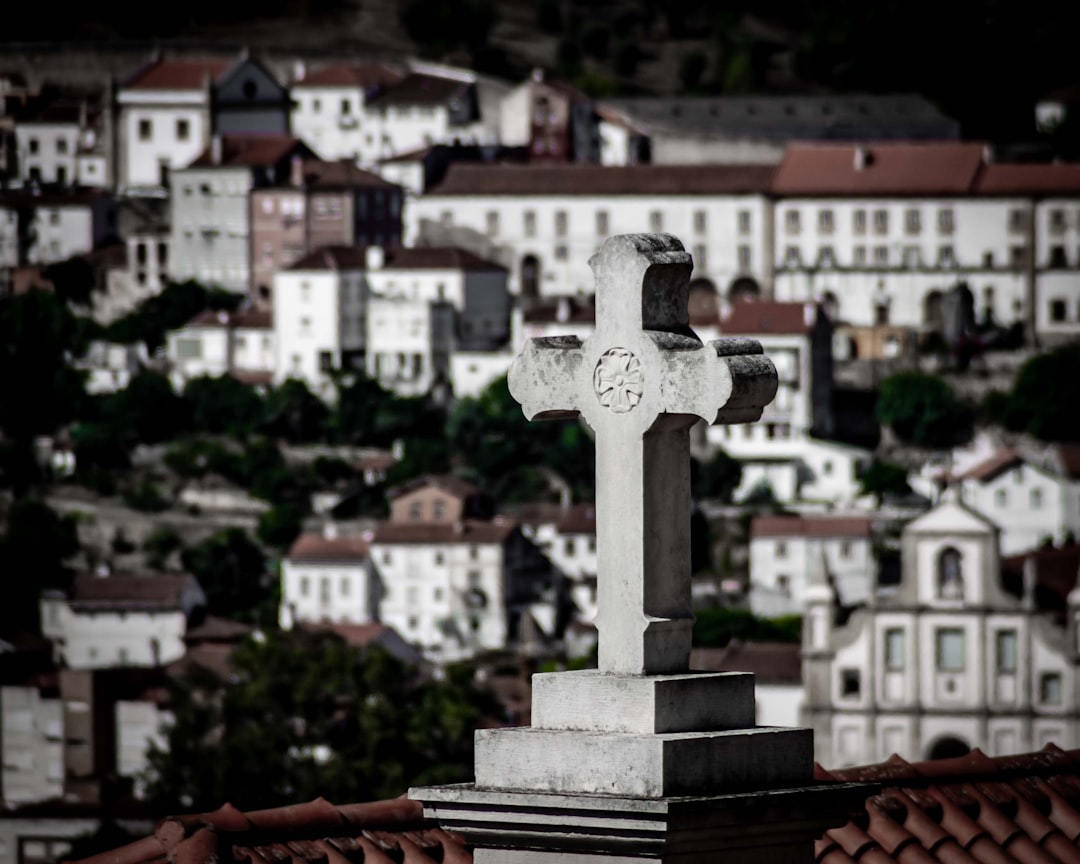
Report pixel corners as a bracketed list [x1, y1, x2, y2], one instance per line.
[327, 373, 392, 444]
[180, 528, 267, 621]
[183, 376, 265, 436]
[858, 459, 912, 503]
[679, 50, 707, 91]
[985, 344, 1080, 442]
[876, 372, 969, 449]
[143, 528, 183, 570]
[43, 257, 96, 306]
[145, 632, 499, 811]
[105, 281, 239, 352]
[0, 499, 80, 630]
[257, 504, 305, 550]
[400, 0, 497, 60]
[123, 481, 170, 513]
[262, 379, 329, 443]
[692, 608, 802, 648]
[103, 371, 190, 445]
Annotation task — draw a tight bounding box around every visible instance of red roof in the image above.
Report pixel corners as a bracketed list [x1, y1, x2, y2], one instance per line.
[286, 534, 369, 562]
[772, 143, 987, 197]
[368, 73, 470, 108]
[287, 245, 505, 272]
[691, 641, 802, 685]
[65, 573, 195, 613]
[751, 515, 872, 539]
[975, 163, 1080, 197]
[372, 518, 516, 545]
[293, 63, 402, 89]
[302, 159, 398, 189]
[817, 745, 1080, 864]
[556, 503, 596, 535]
[388, 473, 478, 502]
[74, 746, 1080, 864]
[303, 622, 396, 647]
[429, 163, 776, 196]
[720, 300, 817, 334]
[187, 136, 306, 169]
[960, 449, 1024, 483]
[123, 58, 232, 91]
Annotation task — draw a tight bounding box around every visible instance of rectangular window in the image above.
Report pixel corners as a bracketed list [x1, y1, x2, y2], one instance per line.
[737, 245, 751, 270]
[341, 98, 351, 115]
[299, 576, 310, 597]
[784, 246, 801, 267]
[1008, 208, 1027, 233]
[1011, 245, 1028, 269]
[853, 209, 867, 234]
[884, 628, 905, 671]
[1050, 209, 1066, 233]
[784, 210, 801, 234]
[697, 210, 710, 233]
[138, 119, 152, 141]
[485, 211, 499, 236]
[818, 209, 834, 234]
[1040, 672, 1063, 704]
[523, 210, 536, 237]
[775, 541, 787, 558]
[873, 209, 889, 234]
[938, 208, 955, 234]
[1050, 246, 1068, 268]
[176, 119, 190, 141]
[649, 211, 663, 232]
[555, 211, 568, 236]
[554, 244, 568, 260]
[853, 245, 867, 265]
[939, 245, 956, 267]
[936, 628, 965, 671]
[56, 138, 68, 155]
[905, 208, 921, 234]
[996, 630, 1017, 672]
[28, 137, 39, 155]
[340, 577, 350, 597]
[1050, 299, 1067, 322]
[694, 244, 706, 270]
[1030, 488, 1043, 508]
[737, 210, 750, 235]
[873, 246, 889, 265]
[841, 669, 861, 697]
[903, 246, 922, 267]
[596, 210, 609, 236]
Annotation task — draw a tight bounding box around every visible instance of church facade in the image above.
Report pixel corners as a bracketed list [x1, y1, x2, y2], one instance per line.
[802, 492, 1080, 768]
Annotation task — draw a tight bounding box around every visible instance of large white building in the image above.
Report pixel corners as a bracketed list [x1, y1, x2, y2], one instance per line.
[409, 163, 774, 302]
[803, 491, 1080, 767]
[40, 573, 205, 669]
[0, 192, 117, 274]
[166, 307, 275, 388]
[14, 100, 109, 189]
[279, 531, 374, 629]
[771, 142, 1080, 347]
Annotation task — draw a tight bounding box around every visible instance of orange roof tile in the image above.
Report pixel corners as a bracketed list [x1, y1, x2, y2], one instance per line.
[772, 143, 987, 197]
[286, 534, 369, 562]
[720, 300, 817, 334]
[751, 515, 873, 539]
[975, 164, 1080, 197]
[122, 58, 232, 90]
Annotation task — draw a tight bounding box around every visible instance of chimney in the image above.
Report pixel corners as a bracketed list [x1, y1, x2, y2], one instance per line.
[853, 146, 871, 171]
[366, 245, 384, 271]
[211, 134, 223, 166]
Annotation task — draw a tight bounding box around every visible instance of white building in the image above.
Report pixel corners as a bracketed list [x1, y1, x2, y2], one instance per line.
[956, 448, 1080, 555]
[279, 531, 374, 629]
[771, 143, 1080, 347]
[13, 101, 99, 188]
[409, 163, 774, 302]
[803, 491, 1080, 767]
[289, 62, 403, 164]
[748, 514, 874, 617]
[167, 307, 275, 388]
[0, 192, 117, 270]
[40, 573, 205, 669]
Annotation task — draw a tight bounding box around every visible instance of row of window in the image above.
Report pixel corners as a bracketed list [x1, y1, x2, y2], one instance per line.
[137, 117, 191, 143]
[379, 547, 482, 565]
[992, 487, 1045, 509]
[24, 136, 74, 156]
[774, 539, 856, 559]
[782, 207, 1040, 237]
[781, 244, 1032, 270]
[295, 97, 440, 120]
[477, 209, 754, 239]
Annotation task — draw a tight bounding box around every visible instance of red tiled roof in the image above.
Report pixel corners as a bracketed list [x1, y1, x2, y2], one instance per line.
[231, 370, 274, 386]
[303, 622, 396, 647]
[720, 300, 817, 334]
[751, 515, 873, 539]
[368, 73, 470, 108]
[388, 473, 478, 502]
[288, 245, 369, 271]
[72, 796, 466, 864]
[372, 518, 516, 545]
[286, 534, 369, 562]
[975, 164, 1080, 197]
[287, 245, 505, 272]
[123, 58, 232, 90]
[817, 746, 1080, 864]
[428, 163, 776, 196]
[187, 136, 306, 168]
[303, 159, 399, 189]
[293, 63, 402, 89]
[772, 143, 987, 197]
[960, 449, 1024, 483]
[66, 573, 194, 613]
[184, 615, 253, 644]
[691, 641, 802, 685]
[556, 503, 596, 535]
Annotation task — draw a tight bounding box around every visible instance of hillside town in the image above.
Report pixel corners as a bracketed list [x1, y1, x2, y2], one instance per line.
[0, 38, 1079, 863]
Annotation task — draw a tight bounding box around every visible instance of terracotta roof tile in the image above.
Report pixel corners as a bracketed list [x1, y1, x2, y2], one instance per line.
[286, 534, 369, 562]
[293, 64, 402, 89]
[372, 518, 516, 545]
[960, 449, 1023, 483]
[751, 515, 873, 539]
[719, 300, 818, 334]
[122, 58, 232, 91]
[974, 164, 1080, 197]
[186, 135, 307, 168]
[772, 143, 987, 197]
[428, 163, 776, 196]
[65, 573, 195, 613]
[303, 159, 399, 189]
[301, 622, 396, 647]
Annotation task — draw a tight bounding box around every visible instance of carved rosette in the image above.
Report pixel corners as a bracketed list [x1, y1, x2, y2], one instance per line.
[593, 347, 643, 413]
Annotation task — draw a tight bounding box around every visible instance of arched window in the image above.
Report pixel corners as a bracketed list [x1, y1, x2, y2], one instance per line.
[937, 546, 964, 599]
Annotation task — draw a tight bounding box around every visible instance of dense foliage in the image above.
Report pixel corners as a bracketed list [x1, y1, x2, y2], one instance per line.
[692, 607, 802, 647]
[145, 632, 500, 812]
[876, 372, 971, 449]
[983, 344, 1080, 443]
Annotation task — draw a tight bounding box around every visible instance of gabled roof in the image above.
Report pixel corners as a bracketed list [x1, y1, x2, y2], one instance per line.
[751, 515, 872, 540]
[904, 494, 999, 536]
[372, 518, 517, 546]
[186, 136, 308, 169]
[292, 63, 403, 89]
[428, 163, 776, 196]
[960, 449, 1024, 483]
[772, 143, 988, 197]
[388, 473, 478, 502]
[368, 73, 469, 108]
[720, 301, 817, 335]
[286, 534, 369, 563]
[287, 245, 369, 271]
[122, 58, 232, 91]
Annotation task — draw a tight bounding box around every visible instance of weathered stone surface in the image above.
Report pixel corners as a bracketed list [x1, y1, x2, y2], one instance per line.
[531, 669, 755, 734]
[474, 726, 812, 798]
[507, 234, 778, 676]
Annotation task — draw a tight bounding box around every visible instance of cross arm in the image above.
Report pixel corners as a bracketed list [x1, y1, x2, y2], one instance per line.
[507, 335, 586, 421]
[658, 336, 778, 426]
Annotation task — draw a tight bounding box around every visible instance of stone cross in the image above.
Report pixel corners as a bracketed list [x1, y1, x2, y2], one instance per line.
[508, 234, 777, 676]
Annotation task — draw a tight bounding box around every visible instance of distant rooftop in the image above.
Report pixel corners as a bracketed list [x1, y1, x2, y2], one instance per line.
[751, 515, 873, 539]
[286, 245, 505, 273]
[367, 72, 470, 108]
[292, 62, 402, 89]
[286, 533, 369, 562]
[122, 57, 233, 90]
[719, 300, 818, 335]
[186, 135, 308, 169]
